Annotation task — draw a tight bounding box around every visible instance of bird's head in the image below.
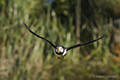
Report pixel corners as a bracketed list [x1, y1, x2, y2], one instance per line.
[56, 46, 64, 53]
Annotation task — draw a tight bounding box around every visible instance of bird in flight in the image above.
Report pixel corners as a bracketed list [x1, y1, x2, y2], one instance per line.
[23, 23, 104, 60]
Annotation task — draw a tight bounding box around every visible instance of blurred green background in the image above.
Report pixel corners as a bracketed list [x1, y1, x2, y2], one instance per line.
[0, 0, 120, 80]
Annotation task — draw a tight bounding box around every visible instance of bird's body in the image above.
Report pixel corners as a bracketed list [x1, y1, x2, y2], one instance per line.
[23, 23, 105, 60]
[54, 46, 67, 59]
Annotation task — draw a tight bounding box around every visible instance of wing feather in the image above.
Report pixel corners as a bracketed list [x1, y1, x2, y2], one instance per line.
[23, 23, 56, 48]
[66, 35, 105, 51]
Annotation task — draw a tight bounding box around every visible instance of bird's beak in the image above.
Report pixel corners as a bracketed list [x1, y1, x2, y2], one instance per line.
[57, 48, 61, 53]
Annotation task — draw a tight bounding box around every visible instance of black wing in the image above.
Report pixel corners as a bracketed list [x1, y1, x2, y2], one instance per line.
[66, 35, 105, 51]
[23, 23, 56, 48]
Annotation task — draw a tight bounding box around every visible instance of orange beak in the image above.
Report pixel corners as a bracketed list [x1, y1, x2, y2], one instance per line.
[57, 48, 61, 53]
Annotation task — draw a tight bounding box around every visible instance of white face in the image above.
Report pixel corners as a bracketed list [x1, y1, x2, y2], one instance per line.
[58, 47, 63, 52]
[56, 46, 63, 53]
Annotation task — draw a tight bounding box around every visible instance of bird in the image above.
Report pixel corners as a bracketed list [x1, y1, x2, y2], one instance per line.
[23, 23, 104, 60]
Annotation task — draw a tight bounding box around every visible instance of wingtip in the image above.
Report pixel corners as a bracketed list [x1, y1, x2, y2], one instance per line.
[99, 35, 105, 39]
[23, 23, 29, 29]
[102, 35, 105, 37]
[23, 22, 26, 26]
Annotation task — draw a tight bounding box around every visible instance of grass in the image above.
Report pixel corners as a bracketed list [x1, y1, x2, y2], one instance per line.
[0, 0, 120, 80]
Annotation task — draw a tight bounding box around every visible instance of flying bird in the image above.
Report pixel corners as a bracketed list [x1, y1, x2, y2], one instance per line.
[23, 23, 104, 60]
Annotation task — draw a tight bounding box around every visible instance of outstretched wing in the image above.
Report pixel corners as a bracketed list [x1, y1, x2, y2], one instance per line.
[23, 23, 56, 48]
[66, 35, 105, 51]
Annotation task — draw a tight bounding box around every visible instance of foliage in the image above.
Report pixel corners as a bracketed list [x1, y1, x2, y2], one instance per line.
[0, 0, 120, 80]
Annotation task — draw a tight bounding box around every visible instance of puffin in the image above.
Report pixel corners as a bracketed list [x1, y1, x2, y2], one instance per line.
[23, 23, 104, 60]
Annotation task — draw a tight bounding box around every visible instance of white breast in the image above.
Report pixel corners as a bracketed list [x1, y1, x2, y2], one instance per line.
[54, 48, 67, 58]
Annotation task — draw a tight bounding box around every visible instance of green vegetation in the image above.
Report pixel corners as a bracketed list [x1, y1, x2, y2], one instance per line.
[0, 0, 120, 80]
